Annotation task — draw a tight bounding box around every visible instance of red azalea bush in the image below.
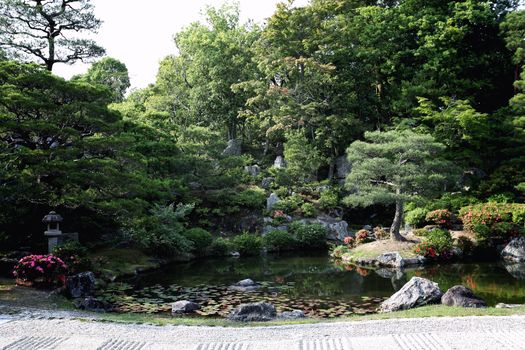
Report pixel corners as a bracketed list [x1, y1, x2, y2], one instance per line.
[343, 236, 355, 247]
[413, 229, 453, 259]
[425, 209, 453, 228]
[13, 255, 68, 287]
[413, 242, 438, 258]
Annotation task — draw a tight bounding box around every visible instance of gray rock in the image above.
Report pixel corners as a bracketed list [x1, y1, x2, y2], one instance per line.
[171, 300, 201, 315]
[315, 217, 349, 241]
[267, 193, 280, 211]
[229, 279, 260, 292]
[379, 277, 443, 313]
[262, 225, 289, 236]
[261, 177, 274, 189]
[238, 214, 263, 233]
[278, 310, 306, 319]
[335, 154, 352, 179]
[377, 252, 404, 268]
[66, 272, 96, 298]
[273, 156, 287, 169]
[496, 303, 523, 309]
[229, 302, 277, 322]
[502, 237, 525, 263]
[244, 165, 261, 177]
[75, 297, 112, 312]
[504, 263, 525, 280]
[222, 139, 242, 156]
[230, 251, 241, 258]
[441, 285, 487, 308]
[363, 225, 373, 232]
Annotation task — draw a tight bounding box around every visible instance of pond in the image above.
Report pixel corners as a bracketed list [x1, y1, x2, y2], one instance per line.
[97, 253, 525, 318]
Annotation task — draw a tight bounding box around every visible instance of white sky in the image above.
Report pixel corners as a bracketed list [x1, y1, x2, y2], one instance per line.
[54, 0, 310, 89]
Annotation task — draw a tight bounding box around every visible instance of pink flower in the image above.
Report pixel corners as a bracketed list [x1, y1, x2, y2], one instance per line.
[36, 267, 44, 273]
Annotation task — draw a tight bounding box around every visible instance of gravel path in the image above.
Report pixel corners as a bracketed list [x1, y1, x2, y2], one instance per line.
[1, 313, 525, 349]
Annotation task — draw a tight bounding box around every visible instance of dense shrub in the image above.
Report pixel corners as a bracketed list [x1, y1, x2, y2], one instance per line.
[232, 233, 262, 256]
[427, 193, 481, 213]
[273, 194, 304, 213]
[13, 255, 68, 286]
[414, 229, 453, 259]
[182, 228, 213, 255]
[373, 226, 389, 240]
[52, 242, 91, 274]
[460, 203, 525, 242]
[209, 237, 232, 256]
[356, 229, 373, 245]
[263, 230, 297, 252]
[318, 189, 339, 210]
[405, 208, 428, 228]
[290, 222, 327, 249]
[233, 187, 266, 209]
[426, 209, 453, 228]
[132, 204, 194, 257]
[300, 203, 316, 217]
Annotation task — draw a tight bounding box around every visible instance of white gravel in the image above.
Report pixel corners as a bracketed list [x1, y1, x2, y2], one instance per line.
[1, 312, 525, 349]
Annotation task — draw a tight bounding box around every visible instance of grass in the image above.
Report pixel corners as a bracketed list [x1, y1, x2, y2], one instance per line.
[345, 239, 419, 260]
[90, 304, 525, 327]
[0, 278, 74, 310]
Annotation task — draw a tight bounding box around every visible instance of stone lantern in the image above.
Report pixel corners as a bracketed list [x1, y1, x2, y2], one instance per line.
[43, 211, 63, 253]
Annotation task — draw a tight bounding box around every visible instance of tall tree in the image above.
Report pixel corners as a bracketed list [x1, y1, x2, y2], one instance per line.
[75, 57, 131, 102]
[0, 0, 104, 71]
[344, 130, 456, 241]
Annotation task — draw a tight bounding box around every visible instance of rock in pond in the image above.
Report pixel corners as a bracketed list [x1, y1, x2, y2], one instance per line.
[501, 237, 525, 263]
[379, 277, 442, 313]
[229, 302, 277, 322]
[229, 279, 260, 292]
[441, 285, 487, 308]
[66, 272, 96, 298]
[171, 300, 201, 315]
[75, 297, 112, 312]
[377, 252, 404, 268]
[278, 310, 306, 319]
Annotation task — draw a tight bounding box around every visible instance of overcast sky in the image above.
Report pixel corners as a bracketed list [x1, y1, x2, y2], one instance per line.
[53, 0, 309, 89]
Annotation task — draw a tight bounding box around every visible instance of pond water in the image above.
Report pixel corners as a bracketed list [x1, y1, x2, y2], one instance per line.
[97, 253, 525, 318]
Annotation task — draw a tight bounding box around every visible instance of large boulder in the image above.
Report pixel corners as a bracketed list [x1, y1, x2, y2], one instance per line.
[244, 165, 261, 177]
[171, 301, 201, 315]
[379, 277, 442, 313]
[229, 279, 260, 292]
[229, 302, 277, 322]
[66, 272, 96, 298]
[315, 217, 350, 241]
[504, 263, 525, 280]
[377, 252, 404, 268]
[222, 139, 242, 156]
[501, 237, 525, 263]
[441, 285, 487, 308]
[278, 310, 306, 319]
[261, 177, 274, 189]
[266, 193, 280, 211]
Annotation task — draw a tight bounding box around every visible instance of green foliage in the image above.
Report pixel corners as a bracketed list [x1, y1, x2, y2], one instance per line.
[263, 230, 297, 252]
[232, 233, 262, 256]
[427, 193, 481, 213]
[75, 57, 130, 102]
[425, 209, 453, 228]
[414, 229, 453, 258]
[131, 204, 194, 258]
[52, 242, 92, 274]
[182, 228, 213, 256]
[233, 187, 266, 209]
[405, 208, 428, 228]
[289, 222, 327, 249]
[283, 130, 325, 182]
[209, 238, 232, 257]
[300, 203, 316, 218]
[318, 189, 339, 211]
[273, 194, 304, 214]
[330, 245, 351, 259]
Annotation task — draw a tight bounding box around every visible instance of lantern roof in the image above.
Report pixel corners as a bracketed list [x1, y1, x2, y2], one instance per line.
[42, 211, 63, 223]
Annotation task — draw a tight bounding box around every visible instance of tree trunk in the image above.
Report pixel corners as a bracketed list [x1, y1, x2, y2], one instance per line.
[390, 199, 405, 241]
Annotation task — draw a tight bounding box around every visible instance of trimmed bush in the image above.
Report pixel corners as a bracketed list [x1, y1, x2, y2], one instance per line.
[232, 233, 262, 256]
[405, 208, 428, 228]
[234, 187, 266, 209]
[318, 189, 339, 210]
[425, 209, 453, 228]
[330, 245, 350, 259]
[414, 229, 453, 259]
[209, 238, 232, 256]
[263, 230, 297, 252]
[273, 194, 304, 214]
[460, 203, 525, 242]
[13, 255, 68, 287]
[183, 228, 213, 255]
[300, 203, 316, 218]
[290, 222, 327, 249]
[52, 242, 91, 274]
